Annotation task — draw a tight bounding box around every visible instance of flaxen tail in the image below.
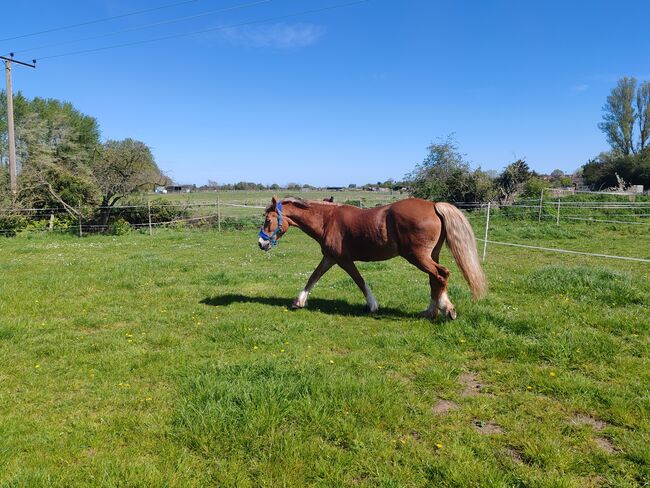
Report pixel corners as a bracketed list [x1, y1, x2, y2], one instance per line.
[434, 202, 487, 299]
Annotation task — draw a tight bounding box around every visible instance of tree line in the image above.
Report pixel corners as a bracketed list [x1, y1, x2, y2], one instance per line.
[1, 76, 647, 234]
[409, 77, 650, 202]
[0, 92, 169, 222]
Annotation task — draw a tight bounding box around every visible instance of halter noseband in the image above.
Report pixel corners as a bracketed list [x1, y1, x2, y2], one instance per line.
[258, 201, 284, 246]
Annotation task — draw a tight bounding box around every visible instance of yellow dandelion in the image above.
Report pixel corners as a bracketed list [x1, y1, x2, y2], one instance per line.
[549, 372, 556, 377]
[35, 364, 40, 368]
[435, 443, 443, 449]
[280, 349, 285, 353]
[253, 346, 259, 350]
[527, 386, 532, 390]
[329, 360, 334, 364]
[459, 339, 466, 344]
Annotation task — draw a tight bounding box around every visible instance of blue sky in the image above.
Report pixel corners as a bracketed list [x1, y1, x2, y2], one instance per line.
[3, 0, 649, 186]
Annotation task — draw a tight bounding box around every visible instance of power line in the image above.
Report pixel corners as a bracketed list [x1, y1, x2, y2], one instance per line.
[0, 0, 200, 43]
[36, 0, 369, 61]
[10, 0, 272, 57]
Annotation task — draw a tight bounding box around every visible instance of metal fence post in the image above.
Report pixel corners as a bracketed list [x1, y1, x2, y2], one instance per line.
[538, 187, 544, 223]
[556, 198, 561, 226]
[78, 209, 83, 237]
[482, 202, 491, 262]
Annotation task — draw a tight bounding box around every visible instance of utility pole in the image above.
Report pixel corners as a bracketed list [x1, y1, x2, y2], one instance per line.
[2, 53, 36, 199]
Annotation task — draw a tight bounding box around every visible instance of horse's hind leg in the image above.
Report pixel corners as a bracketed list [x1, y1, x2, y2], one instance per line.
[403, 249, 456, 320]
[337, 260, 379, 312]
[292, 255, 335, 309]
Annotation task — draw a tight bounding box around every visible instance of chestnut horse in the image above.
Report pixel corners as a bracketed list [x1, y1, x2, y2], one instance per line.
[258, 197, 486, 319]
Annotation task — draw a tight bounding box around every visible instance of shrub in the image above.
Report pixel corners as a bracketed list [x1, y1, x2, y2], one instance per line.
[107, 218, 132, 235]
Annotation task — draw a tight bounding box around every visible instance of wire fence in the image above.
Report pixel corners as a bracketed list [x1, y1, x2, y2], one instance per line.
[1, 194, 649, 264]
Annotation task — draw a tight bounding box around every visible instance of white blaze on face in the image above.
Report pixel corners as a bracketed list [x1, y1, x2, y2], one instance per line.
[364, 284, 379, 312]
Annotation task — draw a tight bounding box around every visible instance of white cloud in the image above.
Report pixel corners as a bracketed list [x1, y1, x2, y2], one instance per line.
[221, 23, 325, 48]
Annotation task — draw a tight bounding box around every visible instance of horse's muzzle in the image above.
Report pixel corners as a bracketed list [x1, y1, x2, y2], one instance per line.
[258, 238, 271, 252]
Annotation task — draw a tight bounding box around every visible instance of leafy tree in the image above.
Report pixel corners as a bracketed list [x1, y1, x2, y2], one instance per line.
[92, 138, 166, 225]
[408, 136, 494, 202]
[637, 81, 650, 151]
[521, 176, 551, 198]
[549, 169, 565, 182]
[495, 159, 533, 202]
[599, 78, 650, 155]
[583, 149, 650, 189]
[1, 94, 102, 211]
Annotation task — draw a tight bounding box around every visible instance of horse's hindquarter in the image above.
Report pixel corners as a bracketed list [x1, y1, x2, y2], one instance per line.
[322, 205, 400, 262]
[388, 199, 443, 252]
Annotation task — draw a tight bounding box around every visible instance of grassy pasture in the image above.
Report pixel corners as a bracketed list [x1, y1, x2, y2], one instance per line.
[0, 219, 649, 487]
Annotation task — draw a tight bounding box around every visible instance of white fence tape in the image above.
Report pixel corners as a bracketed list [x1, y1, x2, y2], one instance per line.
[477, 239, 650, 263]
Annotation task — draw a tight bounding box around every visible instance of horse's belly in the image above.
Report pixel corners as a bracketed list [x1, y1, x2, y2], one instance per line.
[346, 239, 398, 262]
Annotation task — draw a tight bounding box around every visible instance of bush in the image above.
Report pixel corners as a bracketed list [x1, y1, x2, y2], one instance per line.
[0, 214, 28, 237]
[107, 218, 132, 235]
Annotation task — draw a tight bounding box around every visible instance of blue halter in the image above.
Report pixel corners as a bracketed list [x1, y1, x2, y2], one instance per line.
[258, 201, 283, 246]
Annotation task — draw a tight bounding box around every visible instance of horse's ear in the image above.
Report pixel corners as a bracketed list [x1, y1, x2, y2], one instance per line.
[271, 195, 278, 208]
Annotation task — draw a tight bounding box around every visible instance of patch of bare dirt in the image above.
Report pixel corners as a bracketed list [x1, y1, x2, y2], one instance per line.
[473, 419, 504, 434]
[459, 372, 482, 397]
[504, 446, 524, 464]
[571, 414, 607, 431]
[595, 436, 618, 453]
[432, 400, 459, 415]
[583, 475, 605, 487]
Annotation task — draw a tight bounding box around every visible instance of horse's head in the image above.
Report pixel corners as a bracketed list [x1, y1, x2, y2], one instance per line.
[258, 196, 289, 251]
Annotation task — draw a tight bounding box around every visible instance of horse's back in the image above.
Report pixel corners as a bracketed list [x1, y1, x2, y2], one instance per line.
[323, 199, 442, 261]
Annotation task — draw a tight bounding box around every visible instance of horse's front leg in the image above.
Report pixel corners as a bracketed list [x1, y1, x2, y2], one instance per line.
[292, 255, 335, 309]
[337, 260, 379, 313]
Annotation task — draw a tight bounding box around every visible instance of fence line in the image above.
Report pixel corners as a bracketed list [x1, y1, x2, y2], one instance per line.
[477, 238, 650, 263]
[564, 217, 650, 225]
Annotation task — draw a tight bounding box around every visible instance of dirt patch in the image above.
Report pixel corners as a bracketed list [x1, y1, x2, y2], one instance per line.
[459, 372, 482, 397]
[432, 400, 459, 415]
[571, 414, 607, 431]
[595, 436, 618, 453]
[331, 347, 350, 356]
[473, 420, 504, 434]
[583, 475, 605, 487]
[504, 446, 524, 464]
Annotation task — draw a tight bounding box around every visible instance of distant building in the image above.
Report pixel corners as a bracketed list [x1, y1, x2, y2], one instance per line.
[165, 185, 194, 193]
[155, 186, 167, 194]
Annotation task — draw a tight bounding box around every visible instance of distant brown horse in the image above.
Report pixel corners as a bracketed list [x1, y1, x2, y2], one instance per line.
[258, 197, 486, 319]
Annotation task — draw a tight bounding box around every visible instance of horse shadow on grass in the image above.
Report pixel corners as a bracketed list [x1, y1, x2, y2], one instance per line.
[200, 294, 416, 320]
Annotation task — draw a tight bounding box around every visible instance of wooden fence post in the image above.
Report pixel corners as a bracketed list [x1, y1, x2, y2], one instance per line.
[217, 195, 221, 232]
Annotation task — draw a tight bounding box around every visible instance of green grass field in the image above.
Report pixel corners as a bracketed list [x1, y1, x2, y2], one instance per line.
[1, 218, 649, 487]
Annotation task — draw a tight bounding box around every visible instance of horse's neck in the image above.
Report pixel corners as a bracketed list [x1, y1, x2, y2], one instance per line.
[286, 204, 330, 241]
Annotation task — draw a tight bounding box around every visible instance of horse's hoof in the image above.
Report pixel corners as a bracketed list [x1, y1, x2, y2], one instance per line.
[290, 301, 303, 310]
[363, 305, 379, 314]
[447, 309, 457, 320]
